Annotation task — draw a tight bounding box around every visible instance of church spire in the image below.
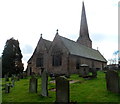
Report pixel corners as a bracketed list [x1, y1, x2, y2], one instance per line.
[77, 2, 92, 48]
[80, 1, 89, 38]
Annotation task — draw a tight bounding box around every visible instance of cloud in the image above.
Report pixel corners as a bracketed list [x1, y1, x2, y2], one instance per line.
[22, 44, 33, 54]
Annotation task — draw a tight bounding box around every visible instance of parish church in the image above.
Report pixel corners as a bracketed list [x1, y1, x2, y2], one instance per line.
[26, 2, 107, 76]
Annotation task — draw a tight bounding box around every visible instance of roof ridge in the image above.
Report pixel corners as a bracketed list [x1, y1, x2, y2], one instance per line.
[59, 35, 97, 51]
[59, 35, 75, 43]
[42, 38, 52, 42]
[58, 35, 106, 62]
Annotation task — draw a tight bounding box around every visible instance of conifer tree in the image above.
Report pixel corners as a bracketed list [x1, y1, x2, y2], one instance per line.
[2, 38, 24, 77]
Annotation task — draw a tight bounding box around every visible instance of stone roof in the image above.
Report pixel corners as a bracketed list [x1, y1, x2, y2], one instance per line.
[43, 39, 52, 51]
[59, 35, 107, 62]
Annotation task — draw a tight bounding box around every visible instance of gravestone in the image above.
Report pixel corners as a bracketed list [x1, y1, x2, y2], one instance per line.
[41, 70, 48, 96]
[5, 84, 10, 93]
[91, 68, 97, 78]
[56, 76, 69, 103]
[29, 77, 37, 93]
[79, 64, 89, 77]
[106, 70, 120, 94]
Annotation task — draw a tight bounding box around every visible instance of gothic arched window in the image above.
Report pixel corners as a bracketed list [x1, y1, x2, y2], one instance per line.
[52, 54, 62, 66]
[52, 45, 62, 66]
[36, 53, 43, 67]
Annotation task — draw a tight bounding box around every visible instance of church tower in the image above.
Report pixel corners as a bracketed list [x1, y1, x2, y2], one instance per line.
[77, 2, 92, 48]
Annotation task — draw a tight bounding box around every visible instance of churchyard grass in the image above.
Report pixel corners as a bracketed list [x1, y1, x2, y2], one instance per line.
[2, 71, 120, 103]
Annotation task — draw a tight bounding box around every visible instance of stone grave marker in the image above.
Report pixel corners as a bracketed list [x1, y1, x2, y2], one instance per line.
[91, 68, 97, 78]
[55, 76, 69, 103]
[5, 83, 10, 93]
[29, 77, 37, 93]
[106, 70, 120, 94]
[41, 70, 48, 97]
[79, 64, 89, 77]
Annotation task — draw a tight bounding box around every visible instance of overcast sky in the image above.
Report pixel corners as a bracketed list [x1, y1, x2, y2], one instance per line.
[0, 0, 118, 69]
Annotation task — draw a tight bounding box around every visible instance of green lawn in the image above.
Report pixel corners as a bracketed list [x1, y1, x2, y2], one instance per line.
[1, 71, 120, 103]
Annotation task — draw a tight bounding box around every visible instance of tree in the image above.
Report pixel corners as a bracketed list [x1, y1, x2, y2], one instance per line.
[2, 38, 24, 77]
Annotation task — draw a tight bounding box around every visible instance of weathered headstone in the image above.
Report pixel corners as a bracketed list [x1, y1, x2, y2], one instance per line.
[5, 84, 10, 93]
[91, 68, 97, 78]
[79, 64, 89, 77]
[29, 77, 37, 93]
[106, 70, 120, 94]
[56, 76, 69, 103]
[41, 70, 48, 96]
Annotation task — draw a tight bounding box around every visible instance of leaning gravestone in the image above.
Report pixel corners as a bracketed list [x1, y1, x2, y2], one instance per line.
[55, 76, 69, 103]
[106, 70, 120, 94]
[41, 70, 48, 97]
[29, 77, 37, 93]
[5, 83, 10, 93]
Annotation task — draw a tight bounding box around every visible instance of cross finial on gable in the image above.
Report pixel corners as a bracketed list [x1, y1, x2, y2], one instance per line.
[40, 34, 42, 38]
[56, 29, 59, 35]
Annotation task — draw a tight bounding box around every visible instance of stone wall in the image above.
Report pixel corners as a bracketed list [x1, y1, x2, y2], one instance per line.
[48, 35, 69, 75]
[68, 55, 107, 74]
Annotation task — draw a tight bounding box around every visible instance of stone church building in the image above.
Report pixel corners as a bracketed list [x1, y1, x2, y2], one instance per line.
[26, 2, 107, 76]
